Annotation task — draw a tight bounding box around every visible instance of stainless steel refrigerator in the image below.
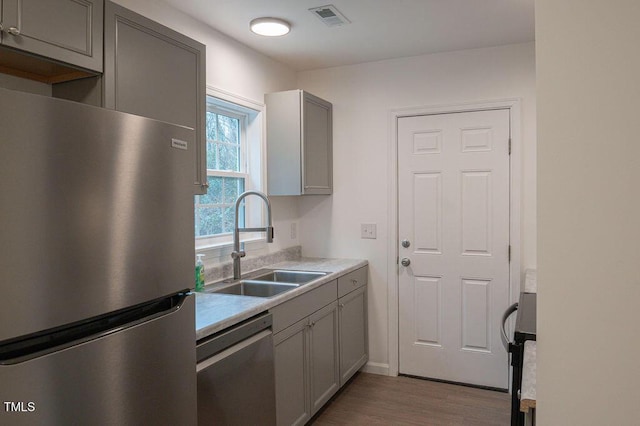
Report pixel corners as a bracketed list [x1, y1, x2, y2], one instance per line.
[0, 88, 197, 425]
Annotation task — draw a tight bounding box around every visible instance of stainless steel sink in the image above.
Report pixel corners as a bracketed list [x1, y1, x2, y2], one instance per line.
[205, 269, 327, 298]
[252, 270, 326, 284]
[213, 280, 299, 297]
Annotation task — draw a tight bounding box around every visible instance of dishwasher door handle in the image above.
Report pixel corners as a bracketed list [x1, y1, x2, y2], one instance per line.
[501, 302, 518, 352]
[196, 329, 272, 372]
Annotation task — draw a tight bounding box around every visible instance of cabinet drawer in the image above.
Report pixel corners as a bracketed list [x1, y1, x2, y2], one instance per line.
[271, 280, 337, 334]
[337, 267, 367, 298]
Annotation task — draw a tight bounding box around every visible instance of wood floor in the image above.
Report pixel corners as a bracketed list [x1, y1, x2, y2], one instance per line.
[311, 373, 510, 426]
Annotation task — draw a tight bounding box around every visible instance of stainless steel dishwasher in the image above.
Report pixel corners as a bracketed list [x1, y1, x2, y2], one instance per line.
[196, 313, 276, 425]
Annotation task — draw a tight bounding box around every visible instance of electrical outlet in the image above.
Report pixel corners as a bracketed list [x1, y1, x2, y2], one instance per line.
[290, 222, 297, 239]
[361, 223, 377, 239]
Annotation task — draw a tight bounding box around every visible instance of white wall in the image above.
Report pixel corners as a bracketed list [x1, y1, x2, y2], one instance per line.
[113, 0, 300, 257]
[297, 43, 537, 370]
[536, 1, 640, 423]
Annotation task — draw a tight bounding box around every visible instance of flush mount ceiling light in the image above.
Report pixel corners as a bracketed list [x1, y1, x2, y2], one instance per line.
[250, 17, 291, 36]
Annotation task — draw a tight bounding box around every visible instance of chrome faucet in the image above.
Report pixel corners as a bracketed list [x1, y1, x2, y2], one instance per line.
[231, 190, 274, 280]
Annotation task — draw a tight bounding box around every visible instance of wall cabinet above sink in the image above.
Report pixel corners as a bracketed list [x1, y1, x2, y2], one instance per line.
[266, 90, 333, 196]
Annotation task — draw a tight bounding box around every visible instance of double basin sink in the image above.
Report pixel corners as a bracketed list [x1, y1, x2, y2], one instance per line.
[205, 270, 327, 298]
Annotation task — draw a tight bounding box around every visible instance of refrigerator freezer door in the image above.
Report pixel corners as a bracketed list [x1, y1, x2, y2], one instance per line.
[0, 88, 195, 341]
[0, 295, 196, 425]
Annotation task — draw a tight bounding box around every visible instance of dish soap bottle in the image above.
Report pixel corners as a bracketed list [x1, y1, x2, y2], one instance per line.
[195, 254, 205, 292]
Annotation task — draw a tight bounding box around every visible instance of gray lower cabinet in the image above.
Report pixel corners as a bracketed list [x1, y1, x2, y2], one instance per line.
[103, 1, 206, 194]
[274, 318, 310, 426]
[273, 266, 368, 425]
[266, 90, 332, 196]
[273, 301, 339, 426]
[0, 0, 103, 72]
[338, 285, 368, 385]
[309, 302, 340, 414]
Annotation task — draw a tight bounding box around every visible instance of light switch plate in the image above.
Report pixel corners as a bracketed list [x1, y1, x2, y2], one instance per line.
[361, 223, 377, 239]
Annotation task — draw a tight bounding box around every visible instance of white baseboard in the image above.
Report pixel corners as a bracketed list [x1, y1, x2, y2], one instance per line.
[361, 361, 391, 376]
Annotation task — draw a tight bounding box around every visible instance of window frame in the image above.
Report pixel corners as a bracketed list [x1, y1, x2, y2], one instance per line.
[195, 106, 248, 242]
[195, 87, 266, 256]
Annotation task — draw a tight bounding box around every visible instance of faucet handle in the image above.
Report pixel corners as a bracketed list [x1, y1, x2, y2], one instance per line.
[231, 250, 246, 259]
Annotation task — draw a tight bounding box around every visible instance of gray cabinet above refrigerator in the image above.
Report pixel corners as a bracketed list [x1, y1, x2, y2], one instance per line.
[0, 0, 103, 73]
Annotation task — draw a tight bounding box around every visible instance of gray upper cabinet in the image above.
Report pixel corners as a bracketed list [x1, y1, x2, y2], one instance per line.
[0, 0, 103, 72]
[103, 1, 206, 194]
[266, 90, 333, 196]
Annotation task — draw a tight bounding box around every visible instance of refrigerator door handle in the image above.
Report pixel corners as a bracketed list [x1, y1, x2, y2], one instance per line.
[501, 302, 519, 352]
[0, 293, 191, 365]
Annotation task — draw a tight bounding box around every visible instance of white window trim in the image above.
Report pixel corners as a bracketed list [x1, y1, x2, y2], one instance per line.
[207, 105, 248, 177]
[196, 86, 266, 259]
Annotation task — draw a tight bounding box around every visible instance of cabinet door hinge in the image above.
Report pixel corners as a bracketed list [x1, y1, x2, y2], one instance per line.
[508, 138, 512, 155]
[508, 245, 511, 262]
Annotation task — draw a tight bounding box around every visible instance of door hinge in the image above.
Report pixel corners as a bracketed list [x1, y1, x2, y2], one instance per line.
[508, 138, 512, 155]
[508, 245, 511, 262]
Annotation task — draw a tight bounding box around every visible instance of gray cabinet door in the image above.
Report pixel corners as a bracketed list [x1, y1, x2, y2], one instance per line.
[1, 0, 103, 72]
[266, 89, 332, 196]
[274, 318, 310, 426]
[308, 301, 340, 415]
[103, 1, 206, 194]
[265, 90, 302, 196]
[302, 91, 332, 195]
[339, 286, 369, 385]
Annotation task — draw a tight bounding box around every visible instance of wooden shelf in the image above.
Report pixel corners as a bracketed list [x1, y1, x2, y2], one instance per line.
[0, 47, 95, 84]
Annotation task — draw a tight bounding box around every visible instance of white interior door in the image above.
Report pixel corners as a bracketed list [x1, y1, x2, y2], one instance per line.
[397, 109, 510, 389]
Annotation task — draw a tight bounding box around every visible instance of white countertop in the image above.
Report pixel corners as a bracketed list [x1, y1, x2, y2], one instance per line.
[524, 269, 537, 293]
[520, 340, 537, 412]
[521, 268, 537, 411]
[195, 257, 368, 340]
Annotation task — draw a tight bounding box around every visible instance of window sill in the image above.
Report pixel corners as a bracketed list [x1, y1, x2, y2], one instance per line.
[196, 236, 267, 264]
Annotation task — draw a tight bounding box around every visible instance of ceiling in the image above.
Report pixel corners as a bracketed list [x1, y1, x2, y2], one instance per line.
[164, 0, 535, 71]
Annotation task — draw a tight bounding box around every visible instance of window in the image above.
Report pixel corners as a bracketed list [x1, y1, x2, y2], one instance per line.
[195, 107, 247, 237]
[195, 92, 263, 250]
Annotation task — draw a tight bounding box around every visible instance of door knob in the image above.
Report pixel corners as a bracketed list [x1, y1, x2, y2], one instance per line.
[400, 258, 411, 267]
[401, 239, 411, 248]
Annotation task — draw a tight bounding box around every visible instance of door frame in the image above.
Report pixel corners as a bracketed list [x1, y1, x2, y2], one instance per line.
[387, 99, 522, 376]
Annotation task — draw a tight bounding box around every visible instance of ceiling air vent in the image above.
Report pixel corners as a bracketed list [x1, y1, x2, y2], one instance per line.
[309, 5, 351, 27]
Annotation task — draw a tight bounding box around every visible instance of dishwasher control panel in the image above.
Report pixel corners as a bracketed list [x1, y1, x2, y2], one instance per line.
[196, 313, 272, 362]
